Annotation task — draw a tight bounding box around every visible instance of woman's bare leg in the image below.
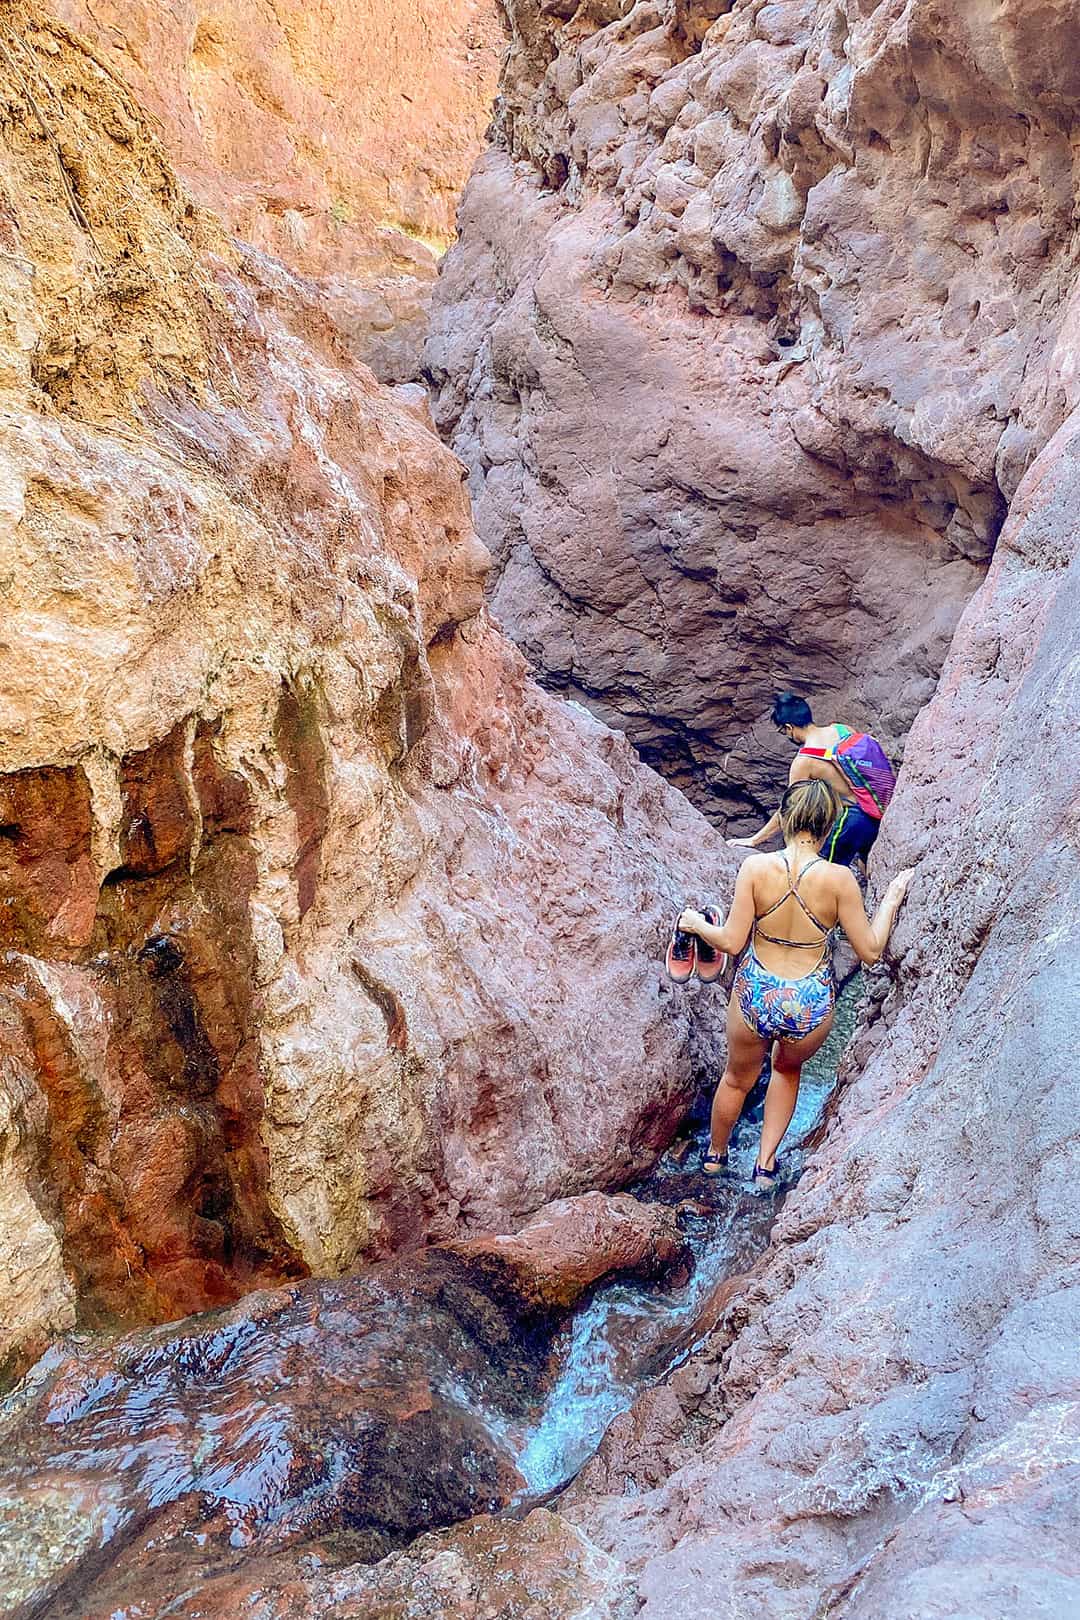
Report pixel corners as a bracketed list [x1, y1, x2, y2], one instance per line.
[710, 993, 770, 1157]
[757, 1013, 834, 1170]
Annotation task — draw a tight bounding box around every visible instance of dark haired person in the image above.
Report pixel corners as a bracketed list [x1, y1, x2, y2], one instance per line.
[729, 693, 897, 869]
[680, 779, 912, 1185]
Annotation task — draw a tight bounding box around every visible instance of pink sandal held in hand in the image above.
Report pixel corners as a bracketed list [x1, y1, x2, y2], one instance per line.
[665, 916, 698, 984]
[694, 905, 728, 984]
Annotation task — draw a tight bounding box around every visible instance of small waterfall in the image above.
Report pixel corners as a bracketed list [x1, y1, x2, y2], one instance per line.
[0, 982, 863, 1617]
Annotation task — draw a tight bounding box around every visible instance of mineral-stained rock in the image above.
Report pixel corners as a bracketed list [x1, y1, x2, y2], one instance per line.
[372, 402, 1080, 1616]
[0, 5, 733, 1377]
[0, 1193, 680, 1617]
[427, 0, 1080, 819]
[47, 0, 503, 378]
[446, 1188, 688, 1309]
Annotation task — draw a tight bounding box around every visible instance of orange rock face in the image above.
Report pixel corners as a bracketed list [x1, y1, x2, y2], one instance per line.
[47, 0, 503, 376]
[0, 2, 732, 1379]
[446, 1189, 687, 1310]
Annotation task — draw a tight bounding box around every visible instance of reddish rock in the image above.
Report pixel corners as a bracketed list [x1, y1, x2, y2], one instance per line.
[0, 1194, 680, 1617]
[250, 1510, 635, 1620]
[0, 766, 97, 952]
[446, 1190, 687, 1310]
[116, 722, 198, 877]
[180, 386, 1080, 1611]
[413, 406, 1080, 1618]
[0, 6, 733, 1376]
[2, 5, 1076, 1617]
[83, 1510, 635, 1620]
[427, 0, 1079, 819]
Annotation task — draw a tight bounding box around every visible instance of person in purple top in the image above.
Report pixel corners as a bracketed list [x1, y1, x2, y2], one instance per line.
[728, 692, 897, 869]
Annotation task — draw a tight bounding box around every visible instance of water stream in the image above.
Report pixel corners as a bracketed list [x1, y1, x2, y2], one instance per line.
[514, 975, 863, 1497]
[0, 982, 862, 1616]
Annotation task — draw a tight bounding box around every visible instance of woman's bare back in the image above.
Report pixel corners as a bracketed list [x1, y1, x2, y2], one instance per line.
[749, 851, 843, 977]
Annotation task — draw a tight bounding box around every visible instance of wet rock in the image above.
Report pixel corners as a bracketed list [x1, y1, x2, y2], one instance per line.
[471, 406, 1080, 1615]
[428, 0, 1080, 819]
[0, 7, 733, 1376]
[0, 1194, 679, 1617]
[48, 0, 503, 378]
[446, 1190, 688, 1310]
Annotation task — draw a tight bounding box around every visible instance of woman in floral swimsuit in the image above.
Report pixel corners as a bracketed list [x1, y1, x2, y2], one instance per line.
[679, 779, 912, 1187]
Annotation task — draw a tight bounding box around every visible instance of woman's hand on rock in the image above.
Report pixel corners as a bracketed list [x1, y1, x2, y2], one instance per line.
[890, 868, 915, 903]
[727, 835, 756, 849]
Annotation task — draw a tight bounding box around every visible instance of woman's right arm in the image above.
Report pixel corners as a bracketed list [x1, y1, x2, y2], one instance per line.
[680, 858, 759, 957]
[835, 867, 914, 966]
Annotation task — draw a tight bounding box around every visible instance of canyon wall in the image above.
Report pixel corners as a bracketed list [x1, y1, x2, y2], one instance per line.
[48, 0, 503, 378]
[427, 0, 1079, 820]
[0, 0, 732, 1380]
[151, 308, 1080, 1620]
[544, 379, 1080, 1620]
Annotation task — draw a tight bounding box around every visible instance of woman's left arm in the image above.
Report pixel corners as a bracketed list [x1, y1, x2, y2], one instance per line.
[680, 860, 757, 957]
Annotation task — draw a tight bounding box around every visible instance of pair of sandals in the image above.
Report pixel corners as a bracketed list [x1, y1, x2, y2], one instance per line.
[664, 907, 728, 984]
[702, 1150, 780, 1188]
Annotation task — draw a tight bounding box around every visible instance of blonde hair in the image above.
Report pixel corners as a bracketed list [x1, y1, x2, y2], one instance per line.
[779, 778, 840, 845]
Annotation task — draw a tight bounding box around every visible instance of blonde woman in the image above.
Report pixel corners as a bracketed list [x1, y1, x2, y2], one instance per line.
[680, 779, 912, 1186]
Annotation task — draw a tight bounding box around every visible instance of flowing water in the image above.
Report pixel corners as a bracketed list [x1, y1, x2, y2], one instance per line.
[514, 975, 863, 1497]
[0, 982, 862, 1616]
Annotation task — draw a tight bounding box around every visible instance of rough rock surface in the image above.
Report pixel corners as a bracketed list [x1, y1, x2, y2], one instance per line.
[546, 398, 1080, 1617]
[123, 1511, 637, 1620]
[49, 0, 503, 378]
[0, 3, 733, 1379]
[446, 1188, 688, 1308]
[427, 0, 1079, 819]
[0, 1192, 681, 1617]
[338, 400, 1080, 1616]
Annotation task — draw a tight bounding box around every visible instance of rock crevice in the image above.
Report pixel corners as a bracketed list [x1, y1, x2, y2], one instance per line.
[0, 0, 732, 1377]
[428, 0, 1080, 817]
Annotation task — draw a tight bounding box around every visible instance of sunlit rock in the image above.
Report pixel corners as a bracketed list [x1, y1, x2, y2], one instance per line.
[48, 0, 504, 378]
[0, 3, 732, 1376]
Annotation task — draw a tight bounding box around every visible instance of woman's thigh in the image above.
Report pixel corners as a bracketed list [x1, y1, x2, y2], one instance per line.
[725, 992, 769, 1088]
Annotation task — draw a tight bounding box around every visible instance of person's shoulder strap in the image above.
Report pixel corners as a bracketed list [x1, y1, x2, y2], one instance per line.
[756, 853, 794, 923]
[791, 856, 831, 931]
[792, 854, 823, 889]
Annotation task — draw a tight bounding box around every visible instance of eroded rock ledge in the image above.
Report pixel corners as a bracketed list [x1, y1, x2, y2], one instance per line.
[427, 0, 1079, 818]
[0, 1, 732, 1379]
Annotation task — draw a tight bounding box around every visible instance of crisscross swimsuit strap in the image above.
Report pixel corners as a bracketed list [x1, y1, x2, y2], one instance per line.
[753, 855, 830, 955]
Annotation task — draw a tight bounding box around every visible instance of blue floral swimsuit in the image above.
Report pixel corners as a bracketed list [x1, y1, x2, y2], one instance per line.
[734, 855, 836, 1041]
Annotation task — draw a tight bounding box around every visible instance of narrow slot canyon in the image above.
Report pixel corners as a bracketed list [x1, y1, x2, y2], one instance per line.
[0, 3, 1077, 1618]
